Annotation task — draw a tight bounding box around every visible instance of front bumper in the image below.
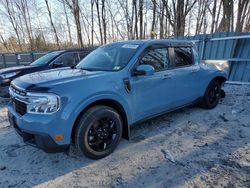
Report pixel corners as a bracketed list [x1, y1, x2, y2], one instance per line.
[0, 84, 10, 98]
[8, 106, 70, 153]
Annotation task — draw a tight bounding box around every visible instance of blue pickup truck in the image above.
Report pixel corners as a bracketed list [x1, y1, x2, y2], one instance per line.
[8, 40, 227, 159]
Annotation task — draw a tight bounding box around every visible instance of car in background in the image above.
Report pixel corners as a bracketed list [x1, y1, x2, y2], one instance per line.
[0, 49, 92, 97]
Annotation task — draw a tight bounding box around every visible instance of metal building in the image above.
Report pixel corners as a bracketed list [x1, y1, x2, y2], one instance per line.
[177, 32, 250, 83]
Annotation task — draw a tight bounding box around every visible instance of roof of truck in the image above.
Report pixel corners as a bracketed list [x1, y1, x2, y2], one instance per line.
[48, 48, 96, 54]
[110, 39, 195, 47]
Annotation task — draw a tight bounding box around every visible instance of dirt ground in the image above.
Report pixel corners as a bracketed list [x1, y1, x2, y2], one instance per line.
[0, 84, 249, 188]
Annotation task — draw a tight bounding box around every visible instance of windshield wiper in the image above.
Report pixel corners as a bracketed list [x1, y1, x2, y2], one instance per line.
[78, 67, 97, 71]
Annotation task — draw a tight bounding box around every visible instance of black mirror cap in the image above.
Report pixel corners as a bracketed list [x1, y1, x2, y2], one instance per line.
[132, 64, 154, 76]
[132, 69, 146, 76]
[53, 61, 64, 67]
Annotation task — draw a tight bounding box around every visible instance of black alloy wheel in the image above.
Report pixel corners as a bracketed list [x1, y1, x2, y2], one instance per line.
[74, 105, 122, 159]
[87, 117, 117, 152]
[202, 80, 222, 109]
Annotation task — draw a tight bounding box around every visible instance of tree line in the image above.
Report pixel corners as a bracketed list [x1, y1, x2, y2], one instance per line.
[0, 0, 250, 52]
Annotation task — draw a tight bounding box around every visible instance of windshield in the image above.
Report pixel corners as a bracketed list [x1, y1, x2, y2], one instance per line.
[31, 51, 61, 65]
[76, 43, 140, 71]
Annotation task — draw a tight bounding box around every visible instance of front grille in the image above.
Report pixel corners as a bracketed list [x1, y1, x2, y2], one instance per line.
[10, 84, 26, 96]
[10, 84, 27, 116]
[13, 98, 27, 116]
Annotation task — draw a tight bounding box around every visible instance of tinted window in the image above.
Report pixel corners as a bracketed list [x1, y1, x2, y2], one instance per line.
[174, 47, 193, 67]
[77, 43, 140, 71]
[75, 52, 83, 64]
[140, 48, 169, 71]
[56, 53, 76, 67]
[31, 51, 61, 65]
[79, 52, 88, 60]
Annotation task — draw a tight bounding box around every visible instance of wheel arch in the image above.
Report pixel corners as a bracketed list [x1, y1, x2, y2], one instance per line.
[202, 74, 227, 96]
[212, 75, 227, 85]
[71, 99, 130, 142]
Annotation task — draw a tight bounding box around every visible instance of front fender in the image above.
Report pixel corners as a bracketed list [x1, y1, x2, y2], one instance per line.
[60, 91, 132, 135]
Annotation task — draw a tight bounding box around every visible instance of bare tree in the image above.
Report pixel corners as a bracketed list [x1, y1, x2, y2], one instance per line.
[91, 0, 94, 46]
[0, 32, 9, 50]
[133, 0, 138, 39]
[0, 0, 22, 50]
[62, 0, 72, 45]
[151, 0, 157, 39]
[235, 0, 249, 32]
[1, 0, 250, 52]
[195, 0, 209, 35]
[210, 0, 217, 33]
[63, 0, 84, 47]
[15, 0, 34, 50]
[159, 0, 165, 38]
[139, 0, 143, 39]
[107, 1, 125, 40]
[176, 0, 184, 36]
[95, 0, 103, 44]
[101, 0, 107, 44]
[117, 0, 133, 39]
[244, 5, 250, 31]
[44, 0, 60, 48]
[217, 0, 234, 32]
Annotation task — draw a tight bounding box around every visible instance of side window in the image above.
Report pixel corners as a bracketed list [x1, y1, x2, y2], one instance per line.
[56, 53, 76, 67]
[75, 52, 80, 64]
[174, 47, 193, 67]
[139, 48, 169, 71]
[79, 52, 89, 61]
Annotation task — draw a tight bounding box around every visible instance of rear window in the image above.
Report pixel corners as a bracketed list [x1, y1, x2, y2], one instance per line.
[174, 47, 193, 67]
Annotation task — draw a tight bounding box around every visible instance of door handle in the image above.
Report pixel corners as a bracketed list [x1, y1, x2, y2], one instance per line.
[162, 74, 171, 80]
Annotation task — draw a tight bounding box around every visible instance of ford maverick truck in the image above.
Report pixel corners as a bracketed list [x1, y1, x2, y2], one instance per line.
[8, 40, 227, 159]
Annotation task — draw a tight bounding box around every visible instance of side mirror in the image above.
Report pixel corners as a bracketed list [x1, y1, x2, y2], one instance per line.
[53, 61, 64, 67]
[132, 64, 155, 76]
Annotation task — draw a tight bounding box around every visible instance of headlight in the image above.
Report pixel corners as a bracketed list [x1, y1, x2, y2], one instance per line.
[0, 72, 18, 79]
[26, 93, 60, 114]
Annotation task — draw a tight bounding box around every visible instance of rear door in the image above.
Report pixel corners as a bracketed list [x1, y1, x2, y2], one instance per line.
[167, 46, 201, 106]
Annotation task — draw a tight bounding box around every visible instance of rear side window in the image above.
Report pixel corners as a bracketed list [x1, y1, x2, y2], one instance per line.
[139, 48, 170, 71]
[79, 52, 89, 60]
[56, 53, 76, 67]
[174, 47, 193, 67]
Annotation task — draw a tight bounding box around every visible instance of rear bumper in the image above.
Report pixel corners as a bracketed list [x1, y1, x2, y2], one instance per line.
[8, 110, 69, 153]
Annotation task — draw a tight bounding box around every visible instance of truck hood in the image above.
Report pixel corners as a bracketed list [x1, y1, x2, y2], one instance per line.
[0, 65, 42, 74]
[12, 67, 106, 91]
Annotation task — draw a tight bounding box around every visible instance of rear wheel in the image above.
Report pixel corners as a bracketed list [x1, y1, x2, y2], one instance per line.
[202, 80, 221, 109]
[74, 105, 122, 159]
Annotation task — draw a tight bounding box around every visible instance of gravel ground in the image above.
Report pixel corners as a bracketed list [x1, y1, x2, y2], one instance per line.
[0, 84, 249, 188]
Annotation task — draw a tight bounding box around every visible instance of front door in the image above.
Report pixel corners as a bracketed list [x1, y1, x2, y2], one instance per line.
[130, 47, 176, 122]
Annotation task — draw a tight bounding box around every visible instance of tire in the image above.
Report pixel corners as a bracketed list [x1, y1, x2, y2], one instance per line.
[74, 105, 122, 159]
[202, 80, 221, 109]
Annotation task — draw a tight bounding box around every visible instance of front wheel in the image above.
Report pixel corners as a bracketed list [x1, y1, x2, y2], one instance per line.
[202, 80, 222, 109]
[74, 105, 122, 159]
